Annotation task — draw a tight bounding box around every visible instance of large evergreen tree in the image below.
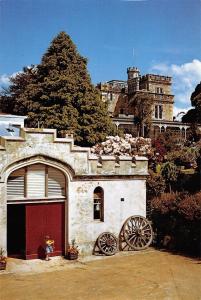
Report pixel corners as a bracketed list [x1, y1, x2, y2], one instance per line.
[0, 32, 114, 146]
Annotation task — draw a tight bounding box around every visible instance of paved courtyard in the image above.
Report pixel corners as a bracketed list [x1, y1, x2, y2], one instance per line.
[0, 249, 201, 300]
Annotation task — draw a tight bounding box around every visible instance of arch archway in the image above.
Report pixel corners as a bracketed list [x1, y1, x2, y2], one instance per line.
[6, 159, 69, 259]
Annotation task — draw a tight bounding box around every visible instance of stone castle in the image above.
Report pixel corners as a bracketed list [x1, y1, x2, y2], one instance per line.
[97, 67, 190, 139]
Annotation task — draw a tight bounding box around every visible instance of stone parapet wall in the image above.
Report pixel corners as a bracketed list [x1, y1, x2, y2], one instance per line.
[0, 128, 148, 178]
[89, 155, 148, 176]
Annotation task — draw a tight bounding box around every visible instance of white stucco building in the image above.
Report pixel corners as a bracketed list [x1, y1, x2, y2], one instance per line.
[0, 113, 27, 136]
[0, 128, 148, 259]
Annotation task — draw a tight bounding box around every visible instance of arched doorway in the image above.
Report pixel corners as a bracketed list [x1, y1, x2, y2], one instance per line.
[7, 163, 66, 259]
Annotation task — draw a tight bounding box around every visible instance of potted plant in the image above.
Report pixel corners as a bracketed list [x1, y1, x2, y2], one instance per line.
[0, 248, 7, 270]
[67, 239, 79, 260]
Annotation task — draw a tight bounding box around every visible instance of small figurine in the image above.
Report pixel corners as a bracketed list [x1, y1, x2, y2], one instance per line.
[45, 235, 54, 261]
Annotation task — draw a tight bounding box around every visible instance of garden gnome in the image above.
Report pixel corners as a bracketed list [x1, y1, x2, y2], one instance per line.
[45, 235, 54, 261]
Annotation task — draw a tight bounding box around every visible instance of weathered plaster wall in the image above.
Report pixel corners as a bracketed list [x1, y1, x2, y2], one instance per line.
[0, 129, 89, 177]
[0, 128, 148, 256]
[69, 179, 146, 254]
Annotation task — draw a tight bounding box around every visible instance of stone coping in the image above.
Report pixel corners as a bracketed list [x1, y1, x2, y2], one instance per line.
[89, 154, 148, 161]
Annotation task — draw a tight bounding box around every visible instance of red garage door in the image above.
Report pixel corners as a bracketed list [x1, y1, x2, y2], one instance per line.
[26, 202, 65, 259]
[7, 202, 65, 259]
[7, 164, 66, 259]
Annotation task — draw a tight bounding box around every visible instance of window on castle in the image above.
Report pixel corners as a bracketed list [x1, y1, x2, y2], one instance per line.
[155, 106, 158, 119]
[156, 87, 163, 94]
[159, 105, 163, 119]
[93, 187, 104, 221]
[155, 105, 163, 119]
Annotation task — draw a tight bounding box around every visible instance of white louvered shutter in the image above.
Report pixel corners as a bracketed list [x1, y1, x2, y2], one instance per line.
[27, 164, 45, 198]
[48, 167, 65, 197]
[7, 169, 25, 199]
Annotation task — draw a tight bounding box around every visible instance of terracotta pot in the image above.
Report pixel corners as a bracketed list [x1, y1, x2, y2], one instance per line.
[0, 261, 7, 270]
[67, 252, 78, 260]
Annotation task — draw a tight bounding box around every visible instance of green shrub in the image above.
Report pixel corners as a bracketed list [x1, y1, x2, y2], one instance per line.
[161, 162, 178, 193]
[179, 192, 201, 220]
[147, 170, 166, 199]
[150, 192, 201, 256]
[167, 147, 199, 168]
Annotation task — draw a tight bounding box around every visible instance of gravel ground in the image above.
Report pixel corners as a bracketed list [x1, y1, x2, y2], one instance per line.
[0, 249, 201, 300]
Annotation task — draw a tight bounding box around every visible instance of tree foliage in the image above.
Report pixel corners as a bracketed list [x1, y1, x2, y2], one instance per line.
[166, 146, 199, 168]
[182, 82, 201, 123]
[191, 82, 201, 110]
[146, 170, 166, 199]
[152, 132, 180, 161]
[129, 92, 153, 137]
[161, 162, 178, 192]
[0, 32, 114, 146]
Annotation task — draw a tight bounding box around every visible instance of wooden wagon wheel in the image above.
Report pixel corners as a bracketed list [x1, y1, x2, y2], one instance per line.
[123, 216, 153, 250]
[97, 232, 118, 256]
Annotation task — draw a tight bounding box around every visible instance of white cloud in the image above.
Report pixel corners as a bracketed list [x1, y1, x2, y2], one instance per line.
[0, 74, 10, 87]
[173, 106, 192, 121]
[151, 59, 201, 110]
[0, 71, 22, 90]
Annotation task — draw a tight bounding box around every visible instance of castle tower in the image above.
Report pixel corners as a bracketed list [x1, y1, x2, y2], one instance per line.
[127, 67, 174, 121]
[127, 67, 140, 94]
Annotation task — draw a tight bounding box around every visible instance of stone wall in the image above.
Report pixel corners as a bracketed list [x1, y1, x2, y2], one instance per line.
[148, 82, 171, 94]
[163, 102, 174, 121]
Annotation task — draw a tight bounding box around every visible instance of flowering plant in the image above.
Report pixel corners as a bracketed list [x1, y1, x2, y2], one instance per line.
[67, 239, 79, 255]
[0, 248, 7, 263]
[91, 134, 153, 157]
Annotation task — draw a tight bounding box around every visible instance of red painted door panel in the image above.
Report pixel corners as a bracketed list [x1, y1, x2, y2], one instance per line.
[26, 202, 65, 259]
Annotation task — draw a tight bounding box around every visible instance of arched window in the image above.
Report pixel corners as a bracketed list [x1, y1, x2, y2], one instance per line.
[7, 164, 66, 201]
[161, 126, 165, 133]
[93, 187, 104, 221]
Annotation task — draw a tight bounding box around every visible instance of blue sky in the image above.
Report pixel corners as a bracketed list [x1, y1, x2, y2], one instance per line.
[0, 0, 201, 114]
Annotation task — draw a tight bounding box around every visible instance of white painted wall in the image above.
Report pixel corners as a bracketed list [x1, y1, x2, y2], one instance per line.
[68, 179, 146, 254]
[0, 114, 27, 127]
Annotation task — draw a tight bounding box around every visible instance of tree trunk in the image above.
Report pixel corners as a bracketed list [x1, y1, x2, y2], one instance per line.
[169, 183, 172, 193]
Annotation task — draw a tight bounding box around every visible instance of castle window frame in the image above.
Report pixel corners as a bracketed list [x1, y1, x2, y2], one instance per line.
[93, 187, 104, 221]
[155, 105, 163, 120]
[156, 87, 163, 94]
